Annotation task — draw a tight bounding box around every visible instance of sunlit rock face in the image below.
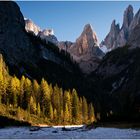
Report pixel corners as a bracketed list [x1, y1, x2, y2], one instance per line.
[25, 19, 58, 45]
[25, 19, 41, 35]
[69, 24, 99, 56]
[25, 13, 104, 74]
[25, 14, 104, 74]
[59, 24, 104, 74]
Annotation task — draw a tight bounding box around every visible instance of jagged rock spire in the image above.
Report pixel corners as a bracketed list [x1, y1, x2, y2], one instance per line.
[67, 23, 104, 73]
[100, 5, 135, 50]
[122, 5, 134, 29]
[75, 23, 99, 52]
[129, 8, 140, 31]
[100, 20, 120, 49]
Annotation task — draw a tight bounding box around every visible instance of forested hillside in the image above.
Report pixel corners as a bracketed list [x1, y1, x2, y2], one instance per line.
[0, 54, 96, 125]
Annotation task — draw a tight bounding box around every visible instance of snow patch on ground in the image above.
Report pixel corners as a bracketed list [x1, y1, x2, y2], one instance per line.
[52, 125, 84, 128]
[0, 126, 140, 139]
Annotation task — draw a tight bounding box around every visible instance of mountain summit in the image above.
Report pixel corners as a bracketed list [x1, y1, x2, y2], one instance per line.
[25, 19, 58, 45]
[25, 18, 104, 74]
[101, 5, 134, 50]
[69, 24, 99, 56]
[59, 24, 104, 74]
[25, 18, 41, 35]
[122, 5, 134, 29]
[81, 23, 98, 46]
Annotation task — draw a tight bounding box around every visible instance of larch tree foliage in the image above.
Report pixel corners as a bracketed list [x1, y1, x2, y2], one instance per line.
[0, 55, 3, 104]
[40, 78, 51, 116]
[0, 54, 9, 105]
[82, 96, 88, 123]
[72, 89, 79, 123]
[49, 102, 53, 121]
[64, 90, 72, 123]
[53, 109, 57, 123]
[88, 103, 96, 122]
[23, 78, 32, 110]
[79, 97, 83, 124]
[52, 84, 61, 123]
[59, 88, 64, 123]
[32, 80, 40, 104]
[64, 103, 69, 123]
[9, 76, 20, 107]
[30, 95, 37, 114]
[0, 53, 96, 125]
[19, 76, 25, 108]
[37, 102, 41, 117]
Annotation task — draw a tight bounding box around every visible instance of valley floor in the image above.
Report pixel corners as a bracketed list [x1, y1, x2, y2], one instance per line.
[0, 125, 140, 139]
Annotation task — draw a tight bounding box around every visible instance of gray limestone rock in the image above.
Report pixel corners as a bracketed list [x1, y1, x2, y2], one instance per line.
[25, 18, 41, 35]
[67, 24, 104, 73]
[100, 5, 134, 50]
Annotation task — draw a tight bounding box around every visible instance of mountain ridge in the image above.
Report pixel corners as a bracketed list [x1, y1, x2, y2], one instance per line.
[100, 5, 140, 51]
[25, 18, 104, 74]
[58, 24, 104, 73]
[0, 1, 140, 122]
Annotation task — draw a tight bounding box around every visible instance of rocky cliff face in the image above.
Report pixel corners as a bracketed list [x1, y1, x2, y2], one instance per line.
[116, 5, 134, 48]
[69, 24, 99, 56]
[38, 29, 58, 45]
[0, 2, 97, 116]
[100, 20, 120, 50]
[101, 5, 134, 50]
[122, 5, 134, 30]
[0, 1, 38, 68]
[25, 19, 41, 35]
[25, 16, 104, 74]
[0, 1, 78, 81]
[25, 19, 58, 45]
[1, 1, 103, 78]
[128, 9, 140, 48]
[58, 41, 73, 51]
[59, 24, 104, 74]
[69, 24, 104, 73]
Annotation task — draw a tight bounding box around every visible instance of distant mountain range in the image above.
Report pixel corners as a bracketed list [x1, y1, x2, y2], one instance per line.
[24, 4, 140, 74]
[0, 1, 140, 121]
[25, 19, 104, 74]
[100, 5, 140, 50]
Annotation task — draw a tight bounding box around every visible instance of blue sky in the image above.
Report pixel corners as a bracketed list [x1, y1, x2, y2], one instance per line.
[17, 1, 140, 42]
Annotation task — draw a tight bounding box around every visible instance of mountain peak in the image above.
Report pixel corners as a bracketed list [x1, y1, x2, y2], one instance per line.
[25, 18, 41, 35]
[101, 5, 134, 50]
[122, 4, 133, 29]
[81, 23, 98, 45]
[83, 23, 92, 31]
[111, 19, 116, 26]
[65, 23, 104, 73]
[127, 5, 133, 11]
[110, 20, 120, 32]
